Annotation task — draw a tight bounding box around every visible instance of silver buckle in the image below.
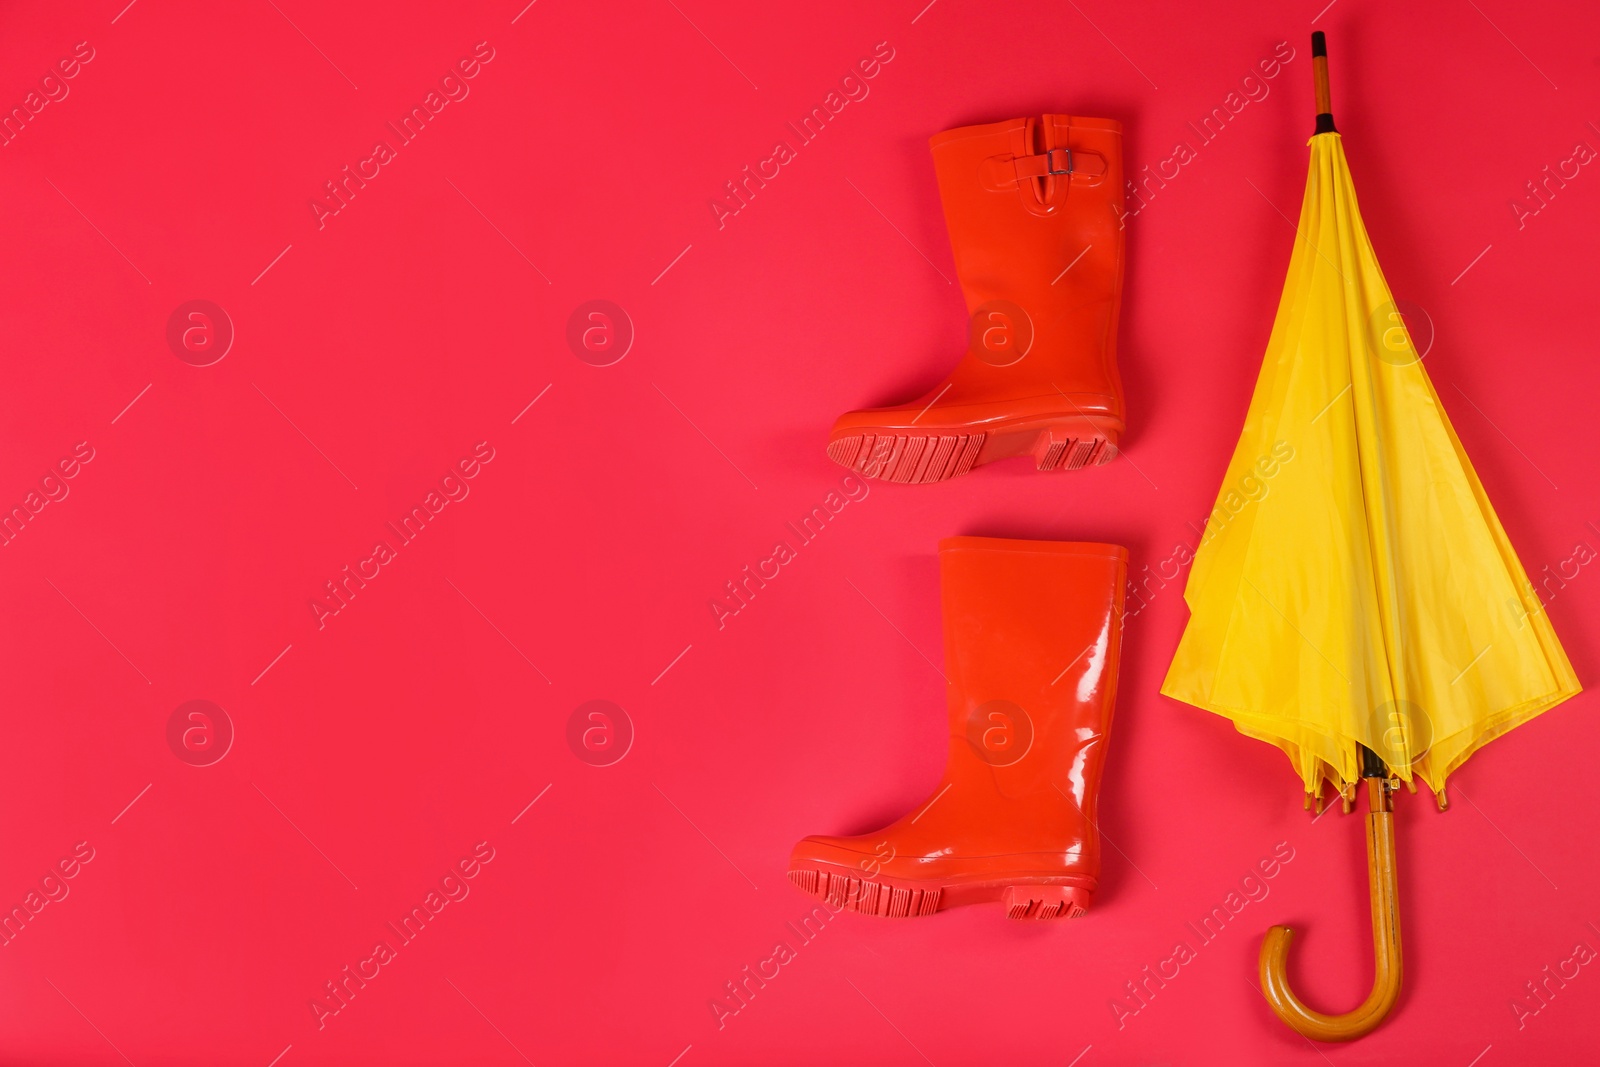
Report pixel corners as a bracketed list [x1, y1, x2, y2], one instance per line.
[1046, 148, 1074, 175]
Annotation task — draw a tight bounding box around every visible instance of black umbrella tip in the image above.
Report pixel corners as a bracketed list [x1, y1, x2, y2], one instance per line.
[1311, 31, 1327, 58]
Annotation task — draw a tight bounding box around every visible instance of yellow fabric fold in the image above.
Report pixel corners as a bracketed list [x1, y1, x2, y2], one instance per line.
[1163, 133, 1581, 797]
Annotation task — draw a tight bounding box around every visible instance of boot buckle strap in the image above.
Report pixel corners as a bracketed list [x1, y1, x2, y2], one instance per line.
[992, 148, 1109, 186]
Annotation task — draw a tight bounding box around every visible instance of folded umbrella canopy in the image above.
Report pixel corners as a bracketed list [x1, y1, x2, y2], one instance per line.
[1162, 33, 1580, 1041]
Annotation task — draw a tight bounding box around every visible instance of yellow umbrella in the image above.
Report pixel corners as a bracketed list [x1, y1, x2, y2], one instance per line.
[1162, 32, 1581, 1041]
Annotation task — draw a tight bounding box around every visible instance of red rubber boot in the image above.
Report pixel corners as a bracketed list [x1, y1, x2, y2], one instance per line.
[829, 115, 1126, 484]
[788, 537, 1127, 919]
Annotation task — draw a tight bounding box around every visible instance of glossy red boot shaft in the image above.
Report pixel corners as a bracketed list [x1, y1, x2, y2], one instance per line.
[789, 537, 1128, 919]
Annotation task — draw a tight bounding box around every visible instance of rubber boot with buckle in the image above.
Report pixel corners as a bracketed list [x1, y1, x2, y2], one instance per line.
[829, 116, 1126, 483]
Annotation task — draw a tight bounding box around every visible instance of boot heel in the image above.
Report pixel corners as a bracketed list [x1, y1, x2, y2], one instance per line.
[1003, 884, 1093, 920]
[1034, 422, 1118, 471]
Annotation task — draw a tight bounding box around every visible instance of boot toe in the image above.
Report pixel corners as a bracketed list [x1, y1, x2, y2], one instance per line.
[787, 833, 877, 871]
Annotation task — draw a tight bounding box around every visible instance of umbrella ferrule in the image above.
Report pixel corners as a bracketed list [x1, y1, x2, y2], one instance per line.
[1311, 31, 1337, 134]
[1358, 742, 1388, 780]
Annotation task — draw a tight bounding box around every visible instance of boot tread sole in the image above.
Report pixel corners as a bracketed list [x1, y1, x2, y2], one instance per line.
[788, 868, 1091, 921]
[828, 422, 1114, 483]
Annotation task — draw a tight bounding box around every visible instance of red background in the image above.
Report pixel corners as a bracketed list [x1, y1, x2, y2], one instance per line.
[2, 0, 1597, 1063]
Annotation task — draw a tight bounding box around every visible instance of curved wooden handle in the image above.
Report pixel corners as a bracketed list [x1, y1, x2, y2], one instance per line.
[1259, 778, 1403, 1042]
